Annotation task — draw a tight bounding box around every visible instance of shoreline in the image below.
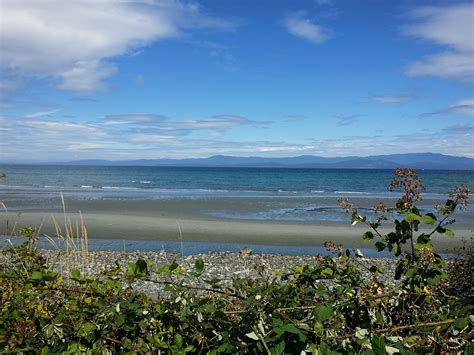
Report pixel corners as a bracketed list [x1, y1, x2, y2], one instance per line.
[1, 195, 472, 253]
[2, 210, 383, 246]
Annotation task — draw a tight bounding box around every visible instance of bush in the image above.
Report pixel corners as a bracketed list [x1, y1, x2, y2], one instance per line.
[0, 168, 472, 353]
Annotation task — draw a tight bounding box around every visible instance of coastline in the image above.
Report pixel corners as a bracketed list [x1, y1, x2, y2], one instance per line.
[1, 196, 471, 253]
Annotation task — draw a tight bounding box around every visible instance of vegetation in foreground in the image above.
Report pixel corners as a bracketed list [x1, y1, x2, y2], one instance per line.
[0, 168, 473, 354]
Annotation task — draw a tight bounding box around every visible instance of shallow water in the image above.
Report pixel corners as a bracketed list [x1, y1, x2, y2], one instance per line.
[0, 235, 394, 257]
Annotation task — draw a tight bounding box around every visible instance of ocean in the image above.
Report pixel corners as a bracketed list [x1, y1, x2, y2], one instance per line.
[1, 165, 473, 223]
[0, 165, 472, 254]
[1, 165, 473, 196]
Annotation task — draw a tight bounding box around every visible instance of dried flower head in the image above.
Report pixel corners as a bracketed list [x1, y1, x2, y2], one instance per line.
[388, 168, 425, 209]
[449, 184, 470, 210]
[374, 202, 387, 213]
[338, 197, 354, 213]
[324, 240, 337, 250]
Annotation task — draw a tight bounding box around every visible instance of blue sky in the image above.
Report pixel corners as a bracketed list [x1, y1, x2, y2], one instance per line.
[0, 0, 473, 162]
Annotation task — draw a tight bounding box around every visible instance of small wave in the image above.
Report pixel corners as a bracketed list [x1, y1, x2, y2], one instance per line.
[334, 191, 367, 194]
[311, 190, 325, 193]
[81, 185, 93, 188]
[277, 189, 294, 193]
[140, 181, 152, 184]
[101, 186, 141, 190]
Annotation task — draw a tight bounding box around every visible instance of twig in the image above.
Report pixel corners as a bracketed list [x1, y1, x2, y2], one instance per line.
[103, 335, 122, 345]
[326, 319, 457, 340]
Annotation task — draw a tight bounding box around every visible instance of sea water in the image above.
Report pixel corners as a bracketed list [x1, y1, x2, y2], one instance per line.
[0, 165, 472, 254]
[0, 165, 473, 223]
[1, 165, 472, 195]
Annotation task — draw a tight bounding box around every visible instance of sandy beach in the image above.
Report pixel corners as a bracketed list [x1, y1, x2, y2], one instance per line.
[1, 195, 472, 253]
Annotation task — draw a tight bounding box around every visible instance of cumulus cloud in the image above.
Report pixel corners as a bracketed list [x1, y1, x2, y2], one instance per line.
[0, 0, 234, 93]
[283, 12, 329, 44]
[371, 95, 413, 104]
[403, 3, 474, 83]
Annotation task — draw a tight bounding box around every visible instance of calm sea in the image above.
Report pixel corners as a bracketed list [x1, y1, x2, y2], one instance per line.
[1, 165, 473, 197]
[1, 165, 472, 254]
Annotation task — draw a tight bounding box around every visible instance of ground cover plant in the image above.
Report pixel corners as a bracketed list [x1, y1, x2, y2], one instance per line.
[0, 168, 472, 354]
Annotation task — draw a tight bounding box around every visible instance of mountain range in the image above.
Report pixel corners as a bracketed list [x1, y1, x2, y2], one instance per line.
[61, 153, 474, 170]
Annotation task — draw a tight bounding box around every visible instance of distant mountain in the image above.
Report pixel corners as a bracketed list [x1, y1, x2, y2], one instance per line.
[61, 153, 474, 170]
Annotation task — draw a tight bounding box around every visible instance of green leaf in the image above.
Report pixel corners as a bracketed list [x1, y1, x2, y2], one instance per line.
[70, 269, 81, 281]
[453, 318, 468, 330]
[169, 262, 179, 271]
[135, 258, 148, 275]
[270, 341, 285, 355]
[371, 334, 386, 355]
[444, 228, 454, 237]
[126, 263, 137, 276]
[422, 213, 436, 225]
[174, 333, 183, 349]
[392, 243, 399, 255]
[321, 267, 334, 277]
[31, 271, 43, 280]
[195, 258, 205, 274]
[314, 305, 334, 322]
[362, 231, 374, 241]
[79, 322, 95, 336]
[405, 212, 421, 223]
[405, 266, 418, 278]
[374, 242, 386, 251]
[314, 321, 324, 336]
[417, 233, 430, 244]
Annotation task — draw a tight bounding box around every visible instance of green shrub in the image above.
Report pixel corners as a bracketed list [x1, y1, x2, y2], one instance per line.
[0, 168, 472, 353]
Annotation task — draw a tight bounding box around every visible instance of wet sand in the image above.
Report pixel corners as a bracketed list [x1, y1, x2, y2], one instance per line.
[1, 197, 471, 252]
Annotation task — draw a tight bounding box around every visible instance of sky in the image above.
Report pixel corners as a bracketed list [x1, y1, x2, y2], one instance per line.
[0, 0, 473, 162]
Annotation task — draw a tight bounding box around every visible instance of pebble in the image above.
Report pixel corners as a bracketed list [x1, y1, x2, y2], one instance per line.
[1, 248, 401, 298]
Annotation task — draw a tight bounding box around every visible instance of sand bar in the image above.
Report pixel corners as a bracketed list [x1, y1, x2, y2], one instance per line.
[1, 195, 471, 253]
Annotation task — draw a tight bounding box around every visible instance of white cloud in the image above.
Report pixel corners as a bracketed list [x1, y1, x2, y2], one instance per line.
[25, 109, 63, 118]
[1, 113, 472, 161]
[0, 0, 234, 93]
[102, 113, 271, 131]
[451, 98, 474, 116]
[422, 97, 474, 117]
[403, 3, 474, 83]
[371, 95, 413, 104]
[257, 145, 315, 152]
[0, 77, 22, 93]
[283, 12, 329, 44]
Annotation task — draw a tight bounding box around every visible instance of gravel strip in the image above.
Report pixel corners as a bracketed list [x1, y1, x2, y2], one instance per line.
[1, 248, 401, 298]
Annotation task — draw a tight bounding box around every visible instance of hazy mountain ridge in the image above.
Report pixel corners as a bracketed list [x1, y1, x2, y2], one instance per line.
[56, 153, 474, 170]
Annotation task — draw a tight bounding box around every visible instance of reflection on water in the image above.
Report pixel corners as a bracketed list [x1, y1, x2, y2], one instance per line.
[0, 235, 394, 257]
